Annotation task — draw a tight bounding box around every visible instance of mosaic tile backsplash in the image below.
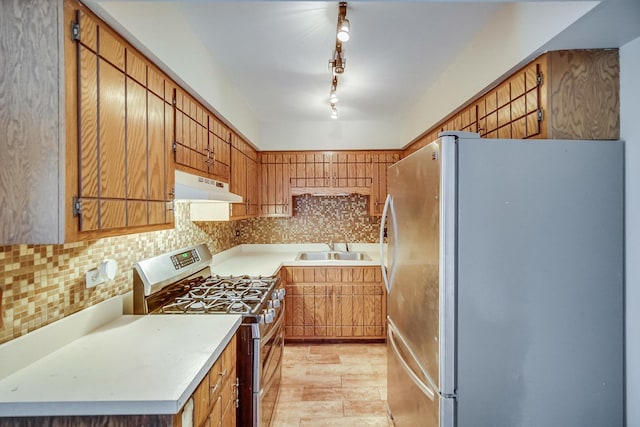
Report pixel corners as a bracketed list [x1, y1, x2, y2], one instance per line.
[0, 203, 239, 344]
[237, 194, 381, 244]
[0, 195, 379, 344]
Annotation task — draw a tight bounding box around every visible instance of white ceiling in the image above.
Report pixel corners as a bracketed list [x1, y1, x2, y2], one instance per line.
[88, 0, 640, 150]
[180, 2, 502, 123]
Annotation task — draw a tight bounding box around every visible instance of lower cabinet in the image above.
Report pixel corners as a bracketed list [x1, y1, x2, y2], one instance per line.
[283, 267, 386, 340]
[175, 334, 237, 427]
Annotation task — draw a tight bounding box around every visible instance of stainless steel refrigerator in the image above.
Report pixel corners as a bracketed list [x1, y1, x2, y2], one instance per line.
[381, 132, 624, 427]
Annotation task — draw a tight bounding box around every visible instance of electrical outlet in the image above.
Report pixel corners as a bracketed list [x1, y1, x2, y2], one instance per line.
[235, 229, 240, 237]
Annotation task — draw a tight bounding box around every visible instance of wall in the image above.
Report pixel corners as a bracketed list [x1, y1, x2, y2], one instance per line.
[0, 202, 240, 344]
[237, 195, 380, 244]
[620, 35, 640, 427]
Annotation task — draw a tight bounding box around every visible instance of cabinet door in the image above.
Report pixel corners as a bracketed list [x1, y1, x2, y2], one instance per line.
[331, 152, 371, 190]
[74, 7, 173, 235]
[284, 282, 333, 339]
[246, 155, 259, 217]
[208, 116, 231, 182]
[334, 282, 385, 338]
[259, 153, 291, 217]
[289, 153, 331, 189]
[230, 145, 247, 218]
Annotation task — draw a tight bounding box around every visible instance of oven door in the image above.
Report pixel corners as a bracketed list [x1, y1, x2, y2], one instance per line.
[255, 308, 284, 427]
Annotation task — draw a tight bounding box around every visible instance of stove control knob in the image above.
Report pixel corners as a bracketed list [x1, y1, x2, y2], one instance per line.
[258, 314, 265, 324]
[263, 309, 274, 323]
[272, 299, 281, 308]
[277, 289, 286, 300]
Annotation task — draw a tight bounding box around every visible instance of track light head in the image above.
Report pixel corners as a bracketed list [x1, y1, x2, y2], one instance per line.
[337, 18, 350, 42]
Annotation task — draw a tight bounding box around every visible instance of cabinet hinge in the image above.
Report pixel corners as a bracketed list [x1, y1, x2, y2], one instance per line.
[536, 72, 542, 86]
[537, 109, 543, 122]
[73, 197, 82, 216]
[172, 96, 176, 106]
[172, 142, 177, 152]
[71, 22, 80, 41]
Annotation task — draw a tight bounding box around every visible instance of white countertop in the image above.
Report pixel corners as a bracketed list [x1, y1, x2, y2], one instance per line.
[0, 313, 241, 416]
[211, 243, 384, 276]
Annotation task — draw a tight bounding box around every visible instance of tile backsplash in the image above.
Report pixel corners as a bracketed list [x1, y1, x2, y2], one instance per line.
[0, 195, 380, 344]
[237, 194, 381, 244]
[0, 202, 238, 344]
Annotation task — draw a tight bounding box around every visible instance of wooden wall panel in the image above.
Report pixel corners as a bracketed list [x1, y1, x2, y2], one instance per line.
[548, 49, 619, 140]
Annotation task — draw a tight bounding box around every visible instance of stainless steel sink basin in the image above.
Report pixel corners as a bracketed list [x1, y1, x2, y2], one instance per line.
[295, 251, 371, 261]
[332, 251, 371, 261]
[296, 251, 334, 261]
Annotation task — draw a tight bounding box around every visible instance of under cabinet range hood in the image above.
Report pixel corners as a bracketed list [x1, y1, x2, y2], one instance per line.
[174, 170, 242, 203]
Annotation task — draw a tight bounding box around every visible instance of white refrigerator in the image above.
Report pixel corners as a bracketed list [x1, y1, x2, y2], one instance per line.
[381, 132, 624, 427]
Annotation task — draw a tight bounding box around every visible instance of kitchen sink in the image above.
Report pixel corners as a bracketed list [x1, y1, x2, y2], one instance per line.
[295, 251, 371, 261]
[296, 251, 334, 261]
[332, 251, 371, 261]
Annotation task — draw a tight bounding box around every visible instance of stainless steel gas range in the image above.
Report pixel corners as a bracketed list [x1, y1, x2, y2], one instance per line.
[132, 244, 284, 427]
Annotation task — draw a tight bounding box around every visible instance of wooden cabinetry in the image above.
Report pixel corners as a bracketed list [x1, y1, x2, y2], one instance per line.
[74, 8, 175, 234]
[404, 49, 620, 156]
[288, 151, 372, 196]
[174, 89, 231, 183]
[369, 152, 401, 216]
[283, 267, 386, 340]
[259, 153, 292, 217]
[230, 136, 259, 219]
[175, 335, 237, 427]
[258, 151, 399, 218]
[1, 0, 179, 243]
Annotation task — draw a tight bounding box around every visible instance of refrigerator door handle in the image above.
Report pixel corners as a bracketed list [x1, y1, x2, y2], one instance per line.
[380, 194, 398, 294]
[388, 320, 437, 401]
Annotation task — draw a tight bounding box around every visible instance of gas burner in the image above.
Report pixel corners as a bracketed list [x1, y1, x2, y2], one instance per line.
[190, 301, 206, 311]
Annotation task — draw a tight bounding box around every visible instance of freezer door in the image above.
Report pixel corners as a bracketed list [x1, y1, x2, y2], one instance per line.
[387, 319, 445, 426]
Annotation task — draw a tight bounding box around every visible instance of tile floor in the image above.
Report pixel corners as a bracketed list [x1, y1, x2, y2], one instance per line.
[272, 342, 391, 427]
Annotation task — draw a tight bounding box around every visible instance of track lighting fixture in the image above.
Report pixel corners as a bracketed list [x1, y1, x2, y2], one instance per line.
[330, 77, 339, 103]
[337, 2, 350, 42]
[327, 2, 350, 120]
[328, 44, 346, 75]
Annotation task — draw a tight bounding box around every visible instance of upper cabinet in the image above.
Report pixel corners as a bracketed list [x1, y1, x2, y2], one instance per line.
[174, 90, 231, 183]
[0, 0, 247, 244]
[74, 9, 175, 235]
[287, 151, 377, 196]
[230, 136, 259, 219]
[258, 151, 401, 218]
[1, 0, 175, 244]
[405, 49, 619, 156]
[260, 153, 292, 217]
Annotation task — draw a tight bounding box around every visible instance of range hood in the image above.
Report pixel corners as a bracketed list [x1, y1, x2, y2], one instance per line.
[174, 170, 242, 203]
